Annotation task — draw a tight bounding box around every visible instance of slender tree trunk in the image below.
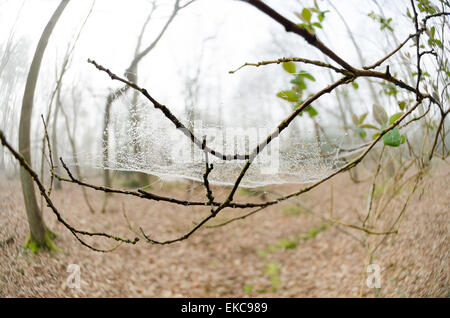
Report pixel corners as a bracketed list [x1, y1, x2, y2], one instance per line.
[129, 72, 151, 186]
[59, 87, 96, 213]
[101, 1, 185, 202]
[18, 0, 69, 251]
[51, 99, 62, 189]
[103, 94, 113, 190]
[100, 85, 130, 212]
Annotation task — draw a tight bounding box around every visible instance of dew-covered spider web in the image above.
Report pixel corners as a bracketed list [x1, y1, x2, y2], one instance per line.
[70, 92, 368, 188]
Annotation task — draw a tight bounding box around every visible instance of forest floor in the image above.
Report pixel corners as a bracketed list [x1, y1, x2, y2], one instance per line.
[0, 163, 448, 298]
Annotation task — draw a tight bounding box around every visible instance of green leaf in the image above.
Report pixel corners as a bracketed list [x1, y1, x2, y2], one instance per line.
[373, 104, 388, 126]
[383, 127, 402, 147]
[277, 90, 298, 102]
[303, 23, 315, 33]
[352, 113, 359, 125]
[301, 8, 312, 23]
[359, 112, 368, 124]
[282, 61, 296, 74]
[398, 100, 406, 110]
[297, 80, 307, 90]
[297, 70, 315, 81]
[352, 81, 359, 89]
[306, 105, 318, 117]
[389, 112, 403, 125]
[354, 127, 367, 139]
[318, 11, 325, 22]
[360, 124, 379, 130]
[313, 0, 319, 10]
[290, 75, 307, 90]
[401, 135, 406, 144]
[312, 22, 322, 28]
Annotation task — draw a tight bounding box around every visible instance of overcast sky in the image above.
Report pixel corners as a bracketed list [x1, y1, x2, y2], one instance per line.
[0, 0, 414, 120]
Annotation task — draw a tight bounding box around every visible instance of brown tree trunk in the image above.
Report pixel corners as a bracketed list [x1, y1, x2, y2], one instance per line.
[18, 0, 69, 251]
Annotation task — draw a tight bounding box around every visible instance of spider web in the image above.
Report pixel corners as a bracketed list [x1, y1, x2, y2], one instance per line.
[71, 93, 366, 188]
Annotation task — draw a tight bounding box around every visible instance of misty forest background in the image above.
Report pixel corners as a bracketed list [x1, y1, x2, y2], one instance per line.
[0, 0, 448, 297]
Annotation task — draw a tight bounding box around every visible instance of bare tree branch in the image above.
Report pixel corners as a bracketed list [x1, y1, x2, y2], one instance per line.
[0, 130, 139, 252]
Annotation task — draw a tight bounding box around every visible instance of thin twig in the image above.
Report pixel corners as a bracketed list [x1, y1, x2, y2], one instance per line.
[202, 136, 215, 211]
[362, 146, 385, 227]
[429, 110, 448, 161]
[229, 57, 346, 74]
[371, 171, 423, 255]
[57, 158, 263, 209]
[40, 115, 55, 196]
[363, 32, 421, 70]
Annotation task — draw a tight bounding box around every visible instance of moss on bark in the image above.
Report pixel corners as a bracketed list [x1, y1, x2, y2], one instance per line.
[24, 228, 59, 253]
